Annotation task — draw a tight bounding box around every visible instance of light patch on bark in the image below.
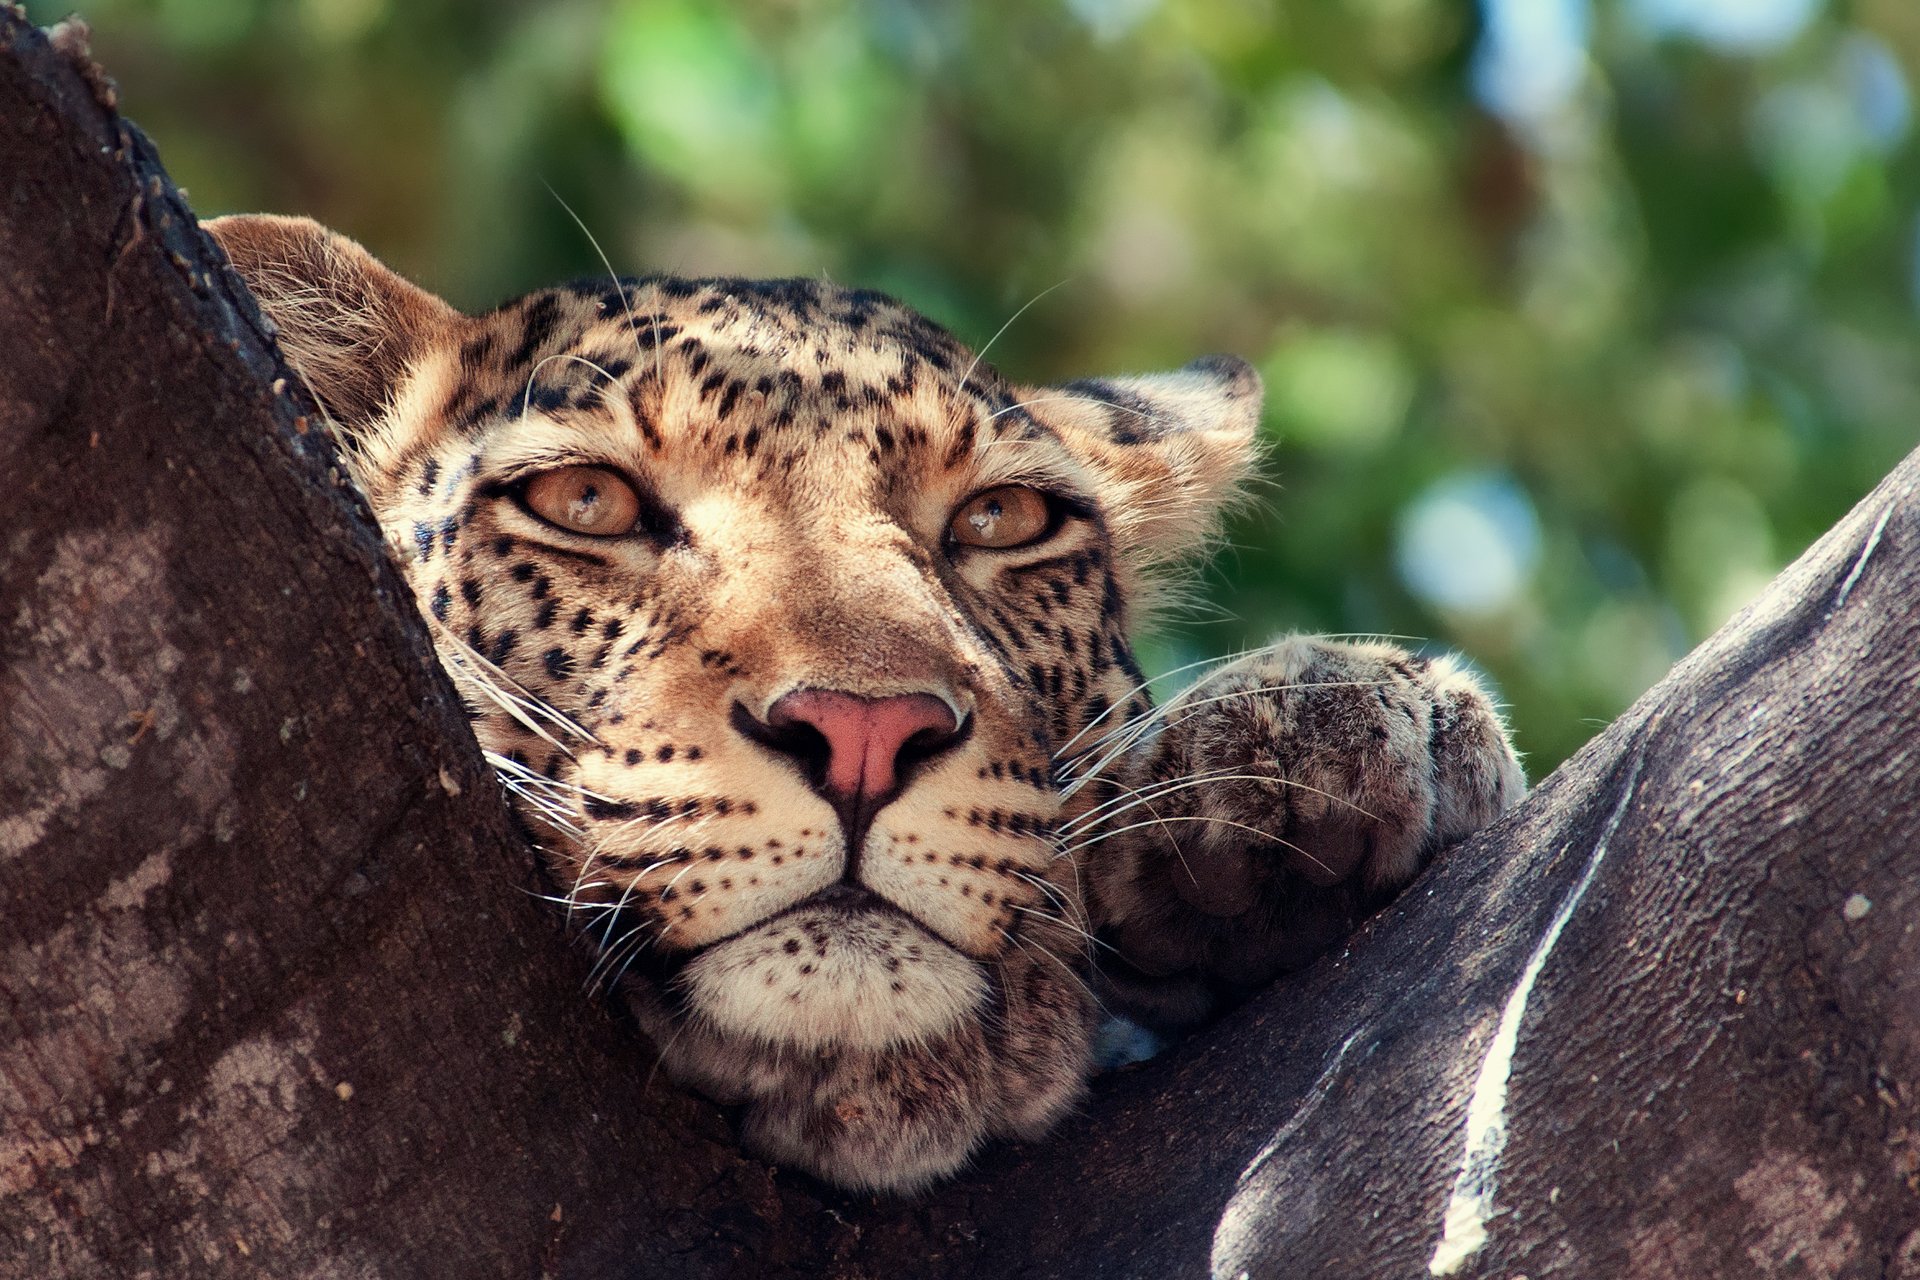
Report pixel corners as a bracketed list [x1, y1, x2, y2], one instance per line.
[0, 900, 191, 1194]
[3, 524, 189, 859]
[1733, 1151, 1861, 1277]
[1892, 1226, 1920, 1279]
[144, 1016, 349, 1266]
[101, 850, 174, 912]
[3, 521, 237, 856]
[1428, 749, 1644, 1275]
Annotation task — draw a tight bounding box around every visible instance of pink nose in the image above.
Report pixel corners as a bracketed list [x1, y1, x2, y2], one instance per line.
[764, 690, 961, 803]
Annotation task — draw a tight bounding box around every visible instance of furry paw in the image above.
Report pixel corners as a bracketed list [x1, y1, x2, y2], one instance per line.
[1083, 637, 1523, 1023]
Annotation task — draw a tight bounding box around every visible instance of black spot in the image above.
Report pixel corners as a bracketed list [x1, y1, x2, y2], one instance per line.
[544, 648, 576, 680]
[460, 579, 483, 607]
[419, 458, 441, 495]
[460, 330, 498, 368]
[534, 600, 558, 630]
[585, 796, 638, 821]
[429, 584, 451, 621]
[488, 630, 518, 664]
[508, 293, 562, 368]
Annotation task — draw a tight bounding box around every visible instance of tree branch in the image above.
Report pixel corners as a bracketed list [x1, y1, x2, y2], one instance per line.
[4, 15, 1915, 1279]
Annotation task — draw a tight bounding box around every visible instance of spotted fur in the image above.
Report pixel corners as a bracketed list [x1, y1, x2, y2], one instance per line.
[207, 214, 1525, 1193]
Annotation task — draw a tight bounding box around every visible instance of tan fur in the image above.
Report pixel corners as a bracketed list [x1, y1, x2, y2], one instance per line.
[205, 214, 1524, 1192]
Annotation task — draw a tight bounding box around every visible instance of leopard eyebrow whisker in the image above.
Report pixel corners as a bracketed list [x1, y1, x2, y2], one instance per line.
[993, 393, 1156, 426]
[518, 351, 624, 421]
[945, 277, 1072, 438]
[543, 181, 663, 391]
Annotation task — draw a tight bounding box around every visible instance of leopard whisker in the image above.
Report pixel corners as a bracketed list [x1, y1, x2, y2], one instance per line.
[432, 618, 597, 748]
[586, 919, 656, 994]
[1052, 649, 1254, 763]
[1009, 867, 1077, 917]
[1061, 813, 1338, 881]
[1058, 763, 1251, 833]
[997, 932, 1102, 1012]
[1005, 901, 1102, 954]
[492, 780, 585, 837]
[447, 656, 577, 757]
[1064, 770, 1387, 837]
[1057, 678, 1401, 797]
[591, 865, 661, 952]
[525, 886, 615, 909]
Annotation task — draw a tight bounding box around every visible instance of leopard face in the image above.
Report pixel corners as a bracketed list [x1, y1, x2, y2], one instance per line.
[209, 215, 1260, 1191]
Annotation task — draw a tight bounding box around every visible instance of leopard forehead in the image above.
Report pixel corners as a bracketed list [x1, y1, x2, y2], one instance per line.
[375, 275, 1057, 489]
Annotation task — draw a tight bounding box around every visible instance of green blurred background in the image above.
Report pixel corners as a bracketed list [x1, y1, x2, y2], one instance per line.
[32, 0, 1920, 775]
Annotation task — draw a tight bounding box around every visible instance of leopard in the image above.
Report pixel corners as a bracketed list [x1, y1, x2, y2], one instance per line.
[205, 213, 1526, 1194]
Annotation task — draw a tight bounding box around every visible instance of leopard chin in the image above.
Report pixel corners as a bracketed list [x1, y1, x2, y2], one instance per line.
[677, 886, 989, 1053]
[625, 894, 1096, 1195]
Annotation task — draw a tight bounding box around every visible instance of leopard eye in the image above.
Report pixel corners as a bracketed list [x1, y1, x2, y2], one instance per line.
[949, 486, 1053, 550]
[522, 466, 642, 537]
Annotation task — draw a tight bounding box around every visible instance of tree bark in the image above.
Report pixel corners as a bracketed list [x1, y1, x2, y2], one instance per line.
[3, 15, 1916, 1279]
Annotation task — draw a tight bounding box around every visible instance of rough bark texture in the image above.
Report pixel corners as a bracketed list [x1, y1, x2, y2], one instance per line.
[3, 15, 1916, 1279]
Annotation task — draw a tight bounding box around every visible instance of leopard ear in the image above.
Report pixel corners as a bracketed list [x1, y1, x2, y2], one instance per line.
[1039, 355, 1263, 564]
[203, 214, 460, 436]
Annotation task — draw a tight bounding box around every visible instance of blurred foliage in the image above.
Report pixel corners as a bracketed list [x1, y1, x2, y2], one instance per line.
[33, 0, 1920, 774]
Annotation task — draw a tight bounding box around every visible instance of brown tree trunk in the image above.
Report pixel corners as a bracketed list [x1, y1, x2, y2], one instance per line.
[3, 15, 1916, 1279]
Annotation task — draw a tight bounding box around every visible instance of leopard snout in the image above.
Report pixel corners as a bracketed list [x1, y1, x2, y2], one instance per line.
[731, 689, 972, 860]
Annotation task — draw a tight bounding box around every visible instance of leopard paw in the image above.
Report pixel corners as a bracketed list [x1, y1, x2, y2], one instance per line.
[1082, 636, 1523, 1018]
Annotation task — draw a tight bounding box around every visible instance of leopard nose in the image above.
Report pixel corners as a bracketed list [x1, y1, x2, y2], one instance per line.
[744, 689, 964, 807]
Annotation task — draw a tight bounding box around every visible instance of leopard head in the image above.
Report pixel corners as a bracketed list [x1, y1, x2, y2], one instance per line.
[207, 214, 1260, 1190]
